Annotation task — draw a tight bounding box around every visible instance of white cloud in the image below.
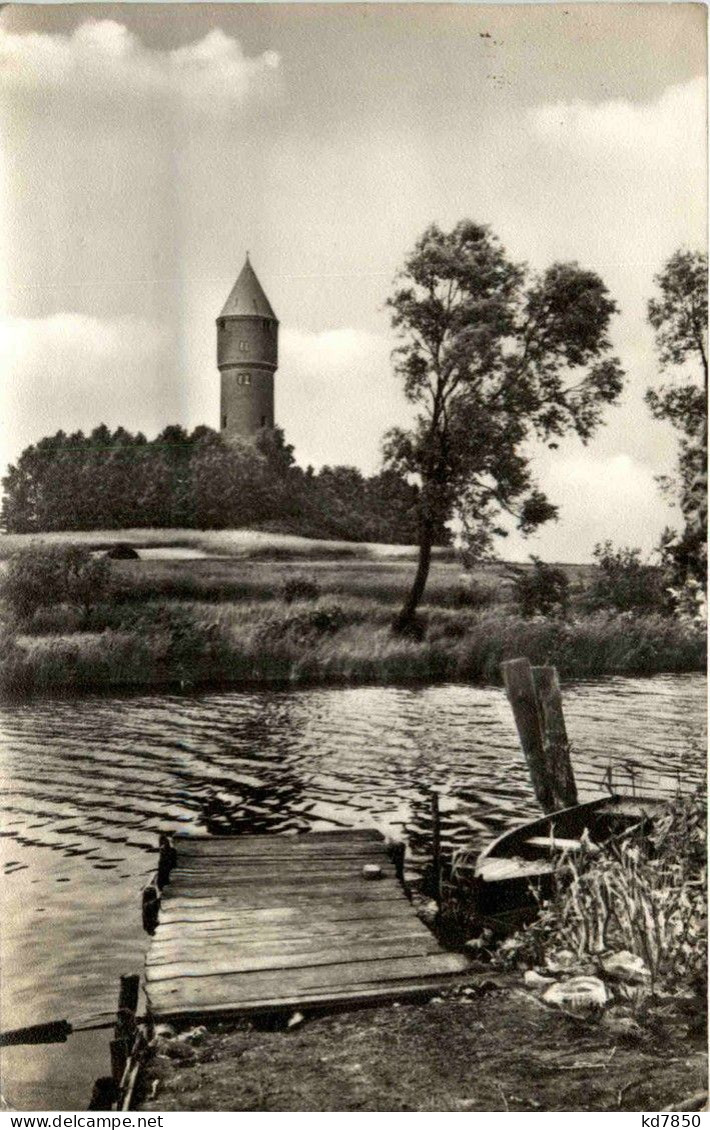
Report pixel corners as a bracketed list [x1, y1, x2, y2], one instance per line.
[529, 78, 706, 163]
[279, 327, 412, 474]
[0, 21, 281, 115]
[503, 451, 677, 563]
[0, 314, 169, 471]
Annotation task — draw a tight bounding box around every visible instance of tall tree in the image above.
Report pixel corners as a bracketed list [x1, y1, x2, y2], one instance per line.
[384, 220, 624, 631]
[645, 249, 707, 586]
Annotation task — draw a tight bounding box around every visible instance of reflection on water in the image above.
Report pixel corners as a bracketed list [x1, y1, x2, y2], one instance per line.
[0, 673, 705, 1109]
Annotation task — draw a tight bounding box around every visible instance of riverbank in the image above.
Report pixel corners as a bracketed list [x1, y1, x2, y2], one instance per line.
[1, 599, 705, 699]
[0, 535, 704, 699]
[138, 793, 707, 1112]
[138, 977, 706, 1112]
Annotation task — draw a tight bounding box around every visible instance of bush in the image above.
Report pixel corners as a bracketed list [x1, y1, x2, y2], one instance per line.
[104, 542, 139, 560]
[280, 575, 321, 603]
[442, 580, 498, 610]
[583, 542, 667, 614]
[492, 793, 707, 1003]
[510, 557, 569, 618]
[0, 545, 111, 623]
[263, 602, 349, 641]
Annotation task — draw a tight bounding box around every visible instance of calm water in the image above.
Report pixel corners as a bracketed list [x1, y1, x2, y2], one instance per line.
[0, 673, 706, 1109]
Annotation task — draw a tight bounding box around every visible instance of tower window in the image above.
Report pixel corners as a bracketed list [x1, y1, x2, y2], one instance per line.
[222, 414, 227, 428]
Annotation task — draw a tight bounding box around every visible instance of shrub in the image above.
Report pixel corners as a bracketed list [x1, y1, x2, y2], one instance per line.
[280, 574, 320, 603]
[584, 541, 667, 614]
[104, 542, 139, 560]
[0, 545, 111, 623]
[262, 602, 349, 643]
[510, 557, 569, 618]
[442, 580, 498, 610]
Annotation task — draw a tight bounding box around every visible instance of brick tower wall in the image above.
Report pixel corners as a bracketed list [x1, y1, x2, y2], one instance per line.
[217, 315, 278, 439]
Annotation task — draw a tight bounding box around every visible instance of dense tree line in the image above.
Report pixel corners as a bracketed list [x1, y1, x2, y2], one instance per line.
[1, 424, 448, 545]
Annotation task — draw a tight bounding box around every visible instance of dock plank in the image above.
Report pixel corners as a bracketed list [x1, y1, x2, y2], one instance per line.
[148, 953, 470, 1010]
[146, 936, 442, 981]
[144, 829, 470, 1021]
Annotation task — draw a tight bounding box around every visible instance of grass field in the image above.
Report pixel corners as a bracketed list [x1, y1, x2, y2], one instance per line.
[0, 527, 449, 561]
[0, 528, 702, 698]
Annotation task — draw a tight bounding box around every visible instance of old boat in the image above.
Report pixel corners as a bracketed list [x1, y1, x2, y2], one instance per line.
[451, 793, 667, 930]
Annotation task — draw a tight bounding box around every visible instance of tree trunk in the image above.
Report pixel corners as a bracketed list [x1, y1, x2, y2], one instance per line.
[393, 518, 434, 634]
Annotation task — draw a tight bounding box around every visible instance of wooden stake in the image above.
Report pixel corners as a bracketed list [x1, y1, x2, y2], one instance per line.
[110, 1038, 128, 1087]
[501, 658, 555, 813]
[118, 974, 140, 1014]
[116, 974, 140, 1041]
[502, 658, 578, 813]
[88, 1077, 118, 1111]
[532, 665, 578, 810]
[142, 884, 159, 935]
[388, 840, 406, 884]
[157, 835, 176, 888]
[431, 790, 442, 907]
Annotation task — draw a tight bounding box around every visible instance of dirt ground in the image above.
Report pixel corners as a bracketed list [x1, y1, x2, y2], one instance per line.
[137, 980, 707, 1113]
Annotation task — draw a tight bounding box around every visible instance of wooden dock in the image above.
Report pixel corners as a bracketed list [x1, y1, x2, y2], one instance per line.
[144, 829, 470, 1023]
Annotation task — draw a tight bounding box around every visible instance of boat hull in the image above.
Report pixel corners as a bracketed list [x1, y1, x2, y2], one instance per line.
[453, 794, 666, 929]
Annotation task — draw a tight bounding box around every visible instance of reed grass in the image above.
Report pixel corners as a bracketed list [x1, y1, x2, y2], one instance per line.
[1, 597, 705, 698]
[494, 792, 707, 1001]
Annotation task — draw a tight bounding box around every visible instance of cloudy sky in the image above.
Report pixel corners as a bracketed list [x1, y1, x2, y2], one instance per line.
[0, 3, 706, 560]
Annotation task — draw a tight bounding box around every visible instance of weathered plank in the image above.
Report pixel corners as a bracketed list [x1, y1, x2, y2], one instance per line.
[148, 953, 470, 1010]
[144, 829, 470, 1021]
[166, 866, 397, 885]
[151, 913, 425, 949]
[152, 979, 472, 1024]
[477, 856, 557, 881]
[146, 935, 442, 981]
[160, 885, 404, 908]
[154, 900, 416, 930]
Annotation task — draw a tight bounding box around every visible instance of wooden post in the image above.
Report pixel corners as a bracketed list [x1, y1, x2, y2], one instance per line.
[88, 1077, 118, 1111]
[116, 974, 140, 1041]
[531, 665, 578, 810]
[431, 790, 442, 907]
[157, 834, 175, 889]
[118, 974, 140, 1014]
[142, 884, 159, 935]
[501, 658, 555, 813]
[110, 1038, 128, 1088]
[502, 658, 578, 813]
[388, 840, 406, 884]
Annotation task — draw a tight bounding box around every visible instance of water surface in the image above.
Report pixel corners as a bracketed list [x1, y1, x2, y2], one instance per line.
[1, 673, 705, 1109]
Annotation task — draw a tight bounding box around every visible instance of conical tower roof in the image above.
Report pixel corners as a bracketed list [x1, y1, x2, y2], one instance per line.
[220, 256, 277, 320]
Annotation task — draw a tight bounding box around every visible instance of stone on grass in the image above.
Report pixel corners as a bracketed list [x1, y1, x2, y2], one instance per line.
[544, 948, 578, 973]
[177, 1025, 207, 1044]
[524, 969, 557, 990]
[542, 976, 608, 1013]
[602, 1013, 643, 1038]
[600, 950, 651, 984]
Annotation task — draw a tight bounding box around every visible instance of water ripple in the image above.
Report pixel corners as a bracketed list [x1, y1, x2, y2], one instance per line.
[0, 673, 705, 1108]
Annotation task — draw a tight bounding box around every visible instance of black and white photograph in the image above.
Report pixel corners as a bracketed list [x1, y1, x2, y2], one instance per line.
[0, 1, 707, 1114]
